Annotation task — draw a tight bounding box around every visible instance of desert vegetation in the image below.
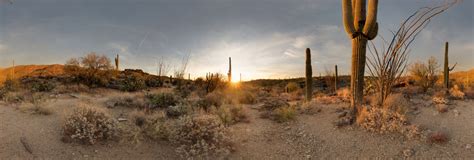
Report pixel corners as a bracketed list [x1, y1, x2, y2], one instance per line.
[0, 0, 472, 159]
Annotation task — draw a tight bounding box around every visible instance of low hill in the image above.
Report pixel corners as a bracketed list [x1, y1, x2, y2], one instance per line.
[451, 68, 474, 85]
[0, 64, 65, 84]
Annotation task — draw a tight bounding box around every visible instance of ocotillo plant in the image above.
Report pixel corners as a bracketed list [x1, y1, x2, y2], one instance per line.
[443, 42, 457, 89]
[228, 57, 232, 82]
[335, 65, 338, 92]
[114, 54, 119, 71]
[342, 0, 379, 110]
[305, 48, 313, 102]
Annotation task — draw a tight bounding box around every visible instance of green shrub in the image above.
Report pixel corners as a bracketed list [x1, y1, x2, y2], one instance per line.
[118, 75, 146, 92]
[146, 93, 179, 109]
[30, 79, 55, 92]
[272, 106, 296, 123]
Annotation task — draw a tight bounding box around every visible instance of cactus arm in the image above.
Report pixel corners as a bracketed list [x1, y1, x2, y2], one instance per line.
[354, 0, 366, 31]
[342, 0, 356, 38]
[449, 62, 457, 71]
[362, 0, 378, 36]
[367, 22, 378, 40]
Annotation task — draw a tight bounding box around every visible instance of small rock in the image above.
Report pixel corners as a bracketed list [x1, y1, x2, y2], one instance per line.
[403, 149, 414, 157]
[94, 150, 99, 153]
[337, 111, 347, 118]
[453, 109, 460, 116]
[306, 155, 311, 159]
[117, 118, 128, 122]
[284, 126, 291, 131]
[466, 144, 472, 149]
[83, 154, 89, 158]
[412, 110, 421, 115]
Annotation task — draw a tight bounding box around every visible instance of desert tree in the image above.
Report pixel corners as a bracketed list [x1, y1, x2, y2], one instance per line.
[81, 52, 112, 70]
[367, 0, 456, 106]
[409, 56, 440, 92]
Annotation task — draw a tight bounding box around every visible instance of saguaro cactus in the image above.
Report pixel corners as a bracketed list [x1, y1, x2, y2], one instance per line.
[342, 0, 379, 111]
[228, 57, 232, 82]
[305, 48, 313, 102]
[443, 42, 456, 89]
[114, 54, 119, 71]
[335, 65, 338, 92]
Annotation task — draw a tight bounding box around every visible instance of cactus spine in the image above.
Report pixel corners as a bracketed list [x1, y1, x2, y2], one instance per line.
[342, 0, 379, 111]
[228, 57, 232, 82]
[335, 65, 338, 92]
[443, 42, 456, 89]
[305, 48, 313, 102]
[114, 54, 119, 71]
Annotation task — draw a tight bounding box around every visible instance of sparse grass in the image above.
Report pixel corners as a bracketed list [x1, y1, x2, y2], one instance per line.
[18, 103, 53, 115]
[285, 82, 299, 92]
[105, 94, 146, 109]
[382, 93, 409, 115]
[62, 105, 118, 145]
[449, 85, 465, 100]
[195, 92, 224, 111]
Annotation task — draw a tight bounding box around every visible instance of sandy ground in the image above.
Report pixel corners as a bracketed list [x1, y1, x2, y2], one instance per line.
[0, 91, 473, 159]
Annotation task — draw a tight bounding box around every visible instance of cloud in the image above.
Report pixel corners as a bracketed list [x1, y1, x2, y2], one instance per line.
[0, 44, 7, 52]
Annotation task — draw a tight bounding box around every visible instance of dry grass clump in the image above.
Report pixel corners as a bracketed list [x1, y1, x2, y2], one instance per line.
[285, 82, 299, 92]
[214, 105, 249, 126]
[432, 91, 449, 105]
[62, 105, 118, 145]
[166, 104, 191, 118]
[18, 94, 53, 115]
[105, 94, 146, 109]
[315, 95, 342, 104]
[449, 85, 465, 100]
[298, 101, 321, 115]
[465, 87, 474, 99]
[119, 110, 170, 145]
[402, 86, 424, 96]
[169, 114, 232, 159]
[236, 91, 257, 104]
[53, 84, 90, 94]
[336, 88, 350, 101]
[260, 98, 289, 111]
[258, 98, 296, 122]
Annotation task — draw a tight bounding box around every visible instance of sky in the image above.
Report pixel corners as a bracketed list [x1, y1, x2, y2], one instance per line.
[0, 0, 472, 81]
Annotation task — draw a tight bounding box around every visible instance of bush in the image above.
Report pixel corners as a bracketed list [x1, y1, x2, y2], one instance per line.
[237, 91, 256, 104]
[449, 85, 465, 100]
[117, 75, 146, 92]
[146, 92, 179, 109]
[169, 114, 232, 158]
[356, 107, 420, 139]
[195, 92, 224, 111]
[105, 95, 146, 109]
[215, 105, 248, 126]
[285, 82, 299, 92]
[166, 104, 191, 118]
[381, 93, 410, 115]
[30, 79, 55, 92]
[409, 57, 439, 91]
[272, 106, 296, 123]
[62, 106, 118, 145]
[18, 94, 52, 115]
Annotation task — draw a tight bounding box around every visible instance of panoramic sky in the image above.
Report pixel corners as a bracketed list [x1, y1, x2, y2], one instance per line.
[0, 0, 472, 81]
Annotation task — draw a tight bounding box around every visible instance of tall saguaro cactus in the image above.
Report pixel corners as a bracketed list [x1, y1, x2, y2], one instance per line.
[443, 42, 456, 89]
[305, 48, 313, 102]
[114, 54, 119, 71]
[228, 57, 232, 82]
[335, 65, 338, 92]
[342, 0, 379, 111]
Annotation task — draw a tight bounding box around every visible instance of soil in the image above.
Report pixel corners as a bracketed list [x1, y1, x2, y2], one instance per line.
[1, 90, 473, 159]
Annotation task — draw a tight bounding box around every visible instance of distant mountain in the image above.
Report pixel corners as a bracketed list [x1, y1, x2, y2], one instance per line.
[0, 64, 65, 84]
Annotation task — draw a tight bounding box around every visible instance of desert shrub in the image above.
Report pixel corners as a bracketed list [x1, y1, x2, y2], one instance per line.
[105, 95, 146, 109]
[465, 87, 474, 99]
[1, 91, 24, 103]
[449, 85, 465, 100]
[117, 75, 146, 92]
[357, 107, 406, 134]
[381, 93, 410, 115]
[298, 101, 321, 115]
[237, 91, 256, 104]
[195, 92, 224, 111]
[141, 111, 170, 140]
[64, 53, 114, 87]
[432, 91, 449, 105]
[215, 105, 248, 126]
[260, 98, 289, 111]
[145, 77, 162, 88]
[146, 92, 179, 109]
[166, 104, 191, 118]
[315, 95, 342, 104]
[336, 88, 350, 101]
[285, 82, 299, 92]
[62, 106, 118, 145]
[1, 79, 19, 92]
[272, 106, 296, 123]
[30, 79, 55, 92]
[169, 114, 231, 158]
[409, 57, 439, 91]
[119, 110, 170, 144]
